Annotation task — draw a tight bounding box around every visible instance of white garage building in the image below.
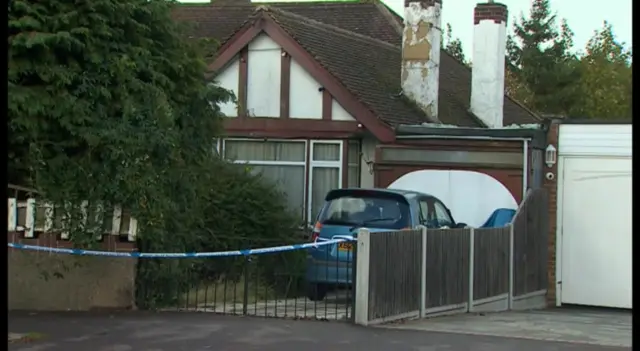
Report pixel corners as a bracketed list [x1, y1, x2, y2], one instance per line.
[555, 123, 632, 309]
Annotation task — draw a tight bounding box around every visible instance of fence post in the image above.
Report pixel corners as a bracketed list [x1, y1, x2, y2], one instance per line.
[468, 228, 475, 312]
[419, 225, 427, 318]
[350, 239, 358, 323]
[25, 198, 36, 238]
[242, 256, 251, 316]
[508, 223, 515, 310]
[354, 228, 370, 326]
[111, 207, 122, 235]
[43, 202, 54, 232]
[8, 198, 17, 231]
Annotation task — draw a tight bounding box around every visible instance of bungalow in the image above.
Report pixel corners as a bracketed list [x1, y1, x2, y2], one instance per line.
[173, 0, 541, 222]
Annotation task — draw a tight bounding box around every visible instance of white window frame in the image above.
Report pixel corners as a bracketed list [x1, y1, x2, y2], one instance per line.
[213, 138, 221, 156]
[308, 140, 343, 222]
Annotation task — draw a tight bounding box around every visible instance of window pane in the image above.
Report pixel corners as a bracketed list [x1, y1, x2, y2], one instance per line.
[348, 140, 360, 165]
[311, 167, 339, 221]
[312, 143, 340, 161]
[318, 195, 411, 230]
[418, 201, 429, 223]
[433, 201, 454, 227]
[250, 165, 306, 218]
[225, 140, 305, 162]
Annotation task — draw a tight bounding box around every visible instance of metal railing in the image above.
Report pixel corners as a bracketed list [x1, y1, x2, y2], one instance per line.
[8, 235, 356, 319]
[136, 236, 355, 321]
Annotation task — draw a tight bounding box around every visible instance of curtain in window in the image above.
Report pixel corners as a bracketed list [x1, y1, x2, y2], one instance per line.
[225, 140, 307, 219]
[312, 143, 340, 161]
[311, 167, 340, 221]
[310, 143, 341, 221]
[250, 165, 306, 219]
[225, 140, 306, 162]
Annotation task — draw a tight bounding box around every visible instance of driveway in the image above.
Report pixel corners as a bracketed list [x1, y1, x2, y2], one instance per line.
[179, 290, 351, 321]
[8, 311, 628, 351]
[382, 308, 632, 348]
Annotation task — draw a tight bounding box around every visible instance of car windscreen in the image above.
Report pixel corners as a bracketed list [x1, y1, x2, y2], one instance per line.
[317, 194, 411, 230]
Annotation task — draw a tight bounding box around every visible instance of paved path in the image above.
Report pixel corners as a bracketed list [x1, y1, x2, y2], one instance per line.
[383, 308, 632, 348]
[8, 312, 628, 351]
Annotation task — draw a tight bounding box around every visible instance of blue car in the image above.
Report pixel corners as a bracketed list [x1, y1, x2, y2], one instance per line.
[304, 188, 464, 301]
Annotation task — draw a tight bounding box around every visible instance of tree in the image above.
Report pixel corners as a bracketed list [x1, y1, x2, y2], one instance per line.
[505, 68, 535, 108]
[9, 0, 303, 308]
[506, 0, 581, 116]
[8, 0, 298, 246]
[442, 23, 467, 65]
[569, 22, 632, 120]
[9, 0, 227, 245]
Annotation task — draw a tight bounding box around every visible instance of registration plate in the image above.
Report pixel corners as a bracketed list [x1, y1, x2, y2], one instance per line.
[338, 242, 353, 251]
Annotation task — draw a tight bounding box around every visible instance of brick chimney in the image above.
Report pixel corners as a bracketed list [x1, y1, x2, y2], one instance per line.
[470, 1, 508, 128]
[401, 0, 442, 121]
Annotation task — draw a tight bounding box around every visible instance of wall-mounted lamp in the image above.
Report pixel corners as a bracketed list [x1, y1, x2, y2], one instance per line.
[545, 144, 557, 168]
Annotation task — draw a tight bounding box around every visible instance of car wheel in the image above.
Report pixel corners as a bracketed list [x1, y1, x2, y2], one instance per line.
[306, 283, 328, 301]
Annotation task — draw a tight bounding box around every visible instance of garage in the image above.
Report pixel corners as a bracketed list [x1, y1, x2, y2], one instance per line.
[556, 123, 632, 309]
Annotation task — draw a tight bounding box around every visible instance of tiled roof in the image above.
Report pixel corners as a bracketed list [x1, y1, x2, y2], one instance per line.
[173, 1, 539, 127]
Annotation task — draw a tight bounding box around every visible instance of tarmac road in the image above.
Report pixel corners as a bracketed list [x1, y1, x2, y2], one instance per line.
[8, 311, 628, 351]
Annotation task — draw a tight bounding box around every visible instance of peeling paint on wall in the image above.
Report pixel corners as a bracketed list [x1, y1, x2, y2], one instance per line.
[401, 1, 441, 121]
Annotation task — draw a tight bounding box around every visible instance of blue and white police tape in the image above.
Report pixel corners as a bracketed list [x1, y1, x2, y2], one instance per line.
[6, 238, 354, 258]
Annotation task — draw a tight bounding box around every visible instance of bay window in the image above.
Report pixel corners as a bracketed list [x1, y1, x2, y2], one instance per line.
[222, 138, 361, 223]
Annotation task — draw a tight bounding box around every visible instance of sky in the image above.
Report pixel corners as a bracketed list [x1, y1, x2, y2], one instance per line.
[182, 0, 632, 59]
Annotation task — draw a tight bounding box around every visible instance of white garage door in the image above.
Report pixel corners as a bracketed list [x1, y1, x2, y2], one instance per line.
[558, 124, 632, 309]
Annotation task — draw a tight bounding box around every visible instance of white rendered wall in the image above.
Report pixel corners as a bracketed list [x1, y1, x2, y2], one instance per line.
[247, 34, 281, 117]
[289, 58, 323, 119]
[214, 58, 240, 117]
[470, 19, 507, 128]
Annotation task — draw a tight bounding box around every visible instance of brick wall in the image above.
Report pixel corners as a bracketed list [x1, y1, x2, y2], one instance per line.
[474, 2, 508, 24]
[544, 122, 559, 305]
[8, 232, 137, 311]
